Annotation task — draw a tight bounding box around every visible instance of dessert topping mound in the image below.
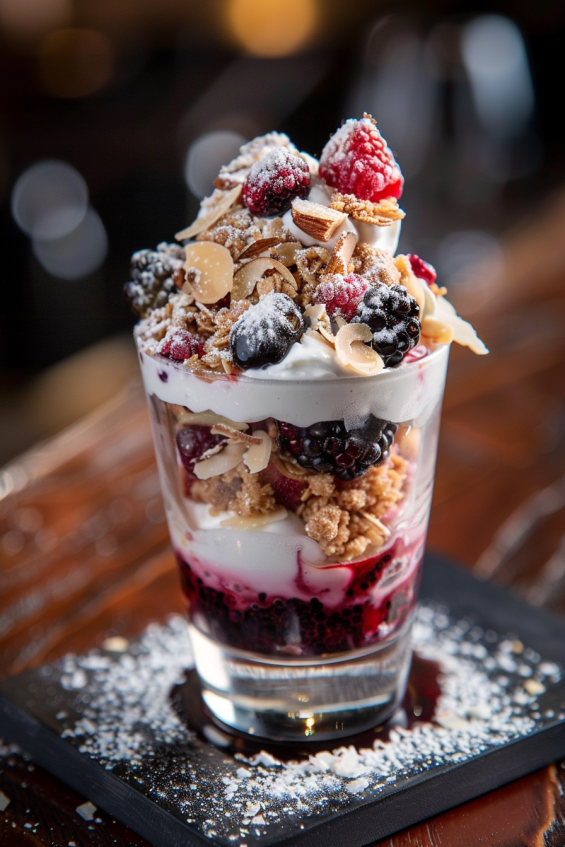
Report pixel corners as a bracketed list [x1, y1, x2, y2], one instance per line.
[351, 283, 421, 367]
[277, 416, 397, 481]
[408, 254, 437, 287]
[313, 272, 370, 321]
[230, 291, 304, 370]
[242, 148, 310, 217]
[319, 115, 404, 203]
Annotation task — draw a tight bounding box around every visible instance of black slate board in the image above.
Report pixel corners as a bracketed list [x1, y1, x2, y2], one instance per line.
[1, 554, 565, 847]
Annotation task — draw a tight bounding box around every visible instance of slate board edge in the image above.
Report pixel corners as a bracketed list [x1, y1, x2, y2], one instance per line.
[2, 686, 565, 847]
[0, 690, 211, 847]
[1, 553, 565, 847]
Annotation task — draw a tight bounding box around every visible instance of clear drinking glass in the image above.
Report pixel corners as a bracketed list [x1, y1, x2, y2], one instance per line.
[138, 341, 449, 741]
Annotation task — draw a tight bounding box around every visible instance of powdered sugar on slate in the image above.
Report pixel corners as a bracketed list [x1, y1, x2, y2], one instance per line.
[54, 606, 561, 844]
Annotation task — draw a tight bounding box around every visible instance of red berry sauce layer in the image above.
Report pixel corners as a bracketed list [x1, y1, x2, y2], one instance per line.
[178, 532, 424, 658]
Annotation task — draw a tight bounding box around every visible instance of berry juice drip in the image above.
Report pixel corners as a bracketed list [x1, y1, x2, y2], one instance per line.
[177, 539, 422, 658]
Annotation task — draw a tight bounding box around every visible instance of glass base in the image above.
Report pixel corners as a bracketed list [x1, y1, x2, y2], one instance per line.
[189, 622, 413, 742]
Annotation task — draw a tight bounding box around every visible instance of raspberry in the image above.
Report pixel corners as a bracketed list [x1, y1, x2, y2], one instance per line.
[408, 254, 437, 286]
[242, 148, 310, 217]
[277, 416, 397, 481]
[261, 460, 307, 510]
[176, 425, 224, 493]
[352, 283, 420, 367]
[158, 327, 203, 360]
[124, 243, 185, 317]
[319, 116, 403, 202]
[313, 273, 370, 321]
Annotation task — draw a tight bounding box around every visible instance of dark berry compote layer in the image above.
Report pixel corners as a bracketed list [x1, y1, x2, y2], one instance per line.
[177, 529, 425, 659]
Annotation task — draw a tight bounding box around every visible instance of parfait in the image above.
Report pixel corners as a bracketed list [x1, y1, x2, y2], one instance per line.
[127, 116, 487, 740]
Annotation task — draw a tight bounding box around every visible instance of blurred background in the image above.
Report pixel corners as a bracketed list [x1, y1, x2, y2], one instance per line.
[0, 0, 564, 463]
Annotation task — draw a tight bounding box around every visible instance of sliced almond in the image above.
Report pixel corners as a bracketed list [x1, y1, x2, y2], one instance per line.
[211, 424, 263, 445]
[421, 316, 455, 346]
[243, 430, 272, 473]
[291, 198, 347, 242]
[220, 506, 287, 529]
[193, 442, 246, 480]
[175, 185, 241, 241]
[271, 241, 302, 266]
[183, 242, 234, 304]
[232, 257, 297, 301]
[176, 411, 249, 431]
[324, 231, 357, 275]
[271, 453, 310, 480]
[361, 512, 391, 537]
[238, 237, 281, 260]
[335, 323, 384, 376]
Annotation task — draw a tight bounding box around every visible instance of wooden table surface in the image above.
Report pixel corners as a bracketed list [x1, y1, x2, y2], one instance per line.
[1, 195, 565, 846]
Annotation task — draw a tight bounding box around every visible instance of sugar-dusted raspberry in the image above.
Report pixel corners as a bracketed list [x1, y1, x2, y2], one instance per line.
[313, 273, 371, 321]
[319, 116, 403, 202]
[158, 327, 203, 360]
[242, 148, 310, 217]
[408, 254, 437, 287]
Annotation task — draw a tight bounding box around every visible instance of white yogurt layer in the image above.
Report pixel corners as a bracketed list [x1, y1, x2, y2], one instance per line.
[138, 343, 448, 430]
[282, 178, 401, 254]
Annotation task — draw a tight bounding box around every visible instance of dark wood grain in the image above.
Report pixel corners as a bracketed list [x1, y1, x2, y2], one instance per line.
[2, 194, 565, 845]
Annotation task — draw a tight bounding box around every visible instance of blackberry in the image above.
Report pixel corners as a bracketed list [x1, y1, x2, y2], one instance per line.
[277, 415, 397, 481]
[351, 282, 420, 367]
[124, 242, 185, 318]
[230, 292, 304, 370]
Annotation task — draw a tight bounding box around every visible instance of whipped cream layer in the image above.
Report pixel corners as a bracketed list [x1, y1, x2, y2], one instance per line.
[138, 342, 448, 429]
[282, 178, 401, 254]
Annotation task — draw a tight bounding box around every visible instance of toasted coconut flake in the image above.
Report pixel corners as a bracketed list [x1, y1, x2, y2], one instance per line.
[183, 242, 234, 304]
[421, 316, 455, 345]
[176, 411, 249, 431]
[271, 453, 310, 480]
[361, 512, 391, 537]
[335, 323, 384, 375]
[270, 241, 302, 266]
[175, 185, 242, 241]
[318, 324, 336, 346]
[238, 237, 281, 260]
[232, 257, 297, 301]
[435, 297, 489, 354]
[220, 506, 287, 529]
[324, 231, 357, 275]
[211, 424, 263, 445]
[243, 430, 272, 473]
[194, 442, 246, 480]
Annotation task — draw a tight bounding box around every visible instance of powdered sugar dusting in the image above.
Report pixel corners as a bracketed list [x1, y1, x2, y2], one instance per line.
[46, 604, 562, 844]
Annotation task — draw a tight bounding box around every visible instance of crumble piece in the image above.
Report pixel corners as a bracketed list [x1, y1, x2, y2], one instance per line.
[295, 246, 331, 307]
[196, 206, 263, 260]
[351, 244, 400, 288]
[191, 463, 275, 517]
[330, 192, 405, 226]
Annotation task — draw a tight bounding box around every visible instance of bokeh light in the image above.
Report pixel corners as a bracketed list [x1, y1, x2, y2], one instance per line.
[462, 16, 534, 140]
[11, 160, 88, 241]
[32, 207, 108, 280]
[225, 0, 318, 57]
[185, 131, 246, 198]
[0, 0, 71, 39]
[38, 28, 115, 98]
